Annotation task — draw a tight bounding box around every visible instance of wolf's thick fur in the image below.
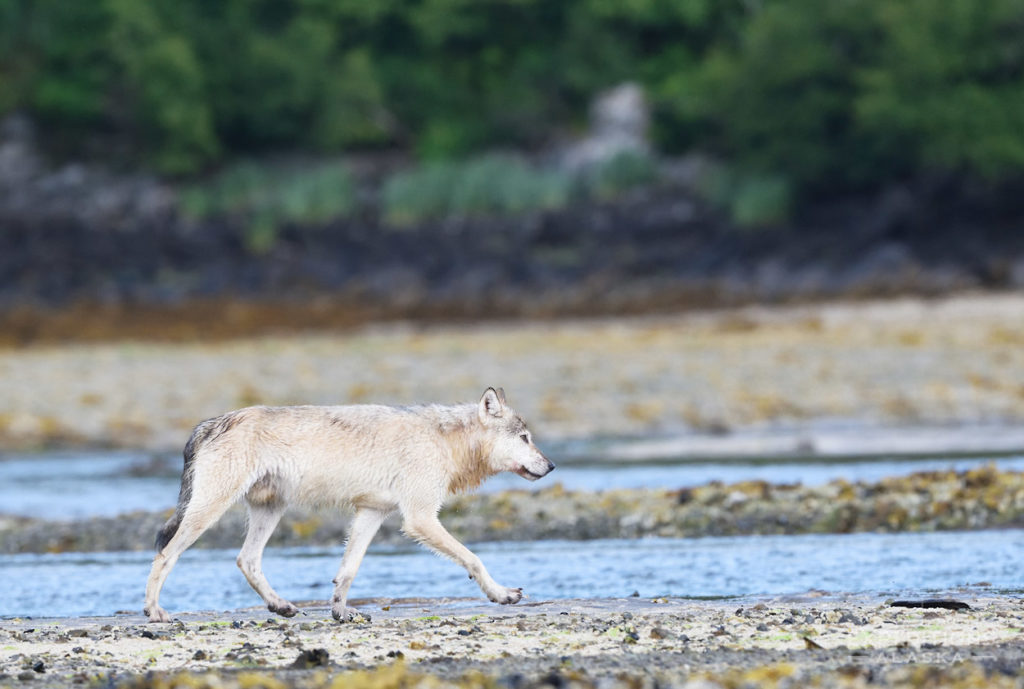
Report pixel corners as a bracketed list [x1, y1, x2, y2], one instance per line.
[143, 388, 554, 623]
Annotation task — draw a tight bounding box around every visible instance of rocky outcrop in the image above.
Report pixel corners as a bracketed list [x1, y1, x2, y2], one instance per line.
[559, 82, 650, 171]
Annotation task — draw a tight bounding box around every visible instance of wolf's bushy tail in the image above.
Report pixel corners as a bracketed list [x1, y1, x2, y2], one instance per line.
[155, 420, 209, 551]
[155, 512, 183, 553]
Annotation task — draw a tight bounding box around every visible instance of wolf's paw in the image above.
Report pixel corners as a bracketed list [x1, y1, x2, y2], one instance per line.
[145, 605, 171, 623]
[269, 600, 299, 618]
[332, 604, 371, 623]
[489, 587, 523, 605]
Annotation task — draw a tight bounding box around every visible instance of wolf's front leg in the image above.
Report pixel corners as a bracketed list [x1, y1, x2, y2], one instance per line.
[331, 508, 387, 622]
[403, 514, 523, 605]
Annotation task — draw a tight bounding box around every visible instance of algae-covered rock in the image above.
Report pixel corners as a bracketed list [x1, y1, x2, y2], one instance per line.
[2, 468, 1023, 554]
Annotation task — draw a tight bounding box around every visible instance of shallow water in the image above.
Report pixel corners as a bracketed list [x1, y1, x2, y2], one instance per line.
[482, 454, 1024, 494]
[2, 530, 1021, 618]
[1, 450, 1024, 520]
[0, 452, 177, 519]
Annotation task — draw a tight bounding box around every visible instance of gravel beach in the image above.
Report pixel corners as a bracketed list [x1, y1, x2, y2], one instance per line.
[3, 596, 1023, 689]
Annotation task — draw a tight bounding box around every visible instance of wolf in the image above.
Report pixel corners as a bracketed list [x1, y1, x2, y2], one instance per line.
[143, 387, 554, 623]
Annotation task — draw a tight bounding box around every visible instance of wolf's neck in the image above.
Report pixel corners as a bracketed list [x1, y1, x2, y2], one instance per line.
[436, 405, 495, 495]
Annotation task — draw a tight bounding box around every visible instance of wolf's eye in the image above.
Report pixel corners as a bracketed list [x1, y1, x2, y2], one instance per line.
[520, 434, 529, 444]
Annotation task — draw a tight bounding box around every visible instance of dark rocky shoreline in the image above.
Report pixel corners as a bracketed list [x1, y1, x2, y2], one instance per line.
[5, 180, 1024, 315]
[3, 114, 1024, 343]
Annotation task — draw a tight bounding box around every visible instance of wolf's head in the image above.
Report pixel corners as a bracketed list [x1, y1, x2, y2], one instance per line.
[478, 387, 555, 481]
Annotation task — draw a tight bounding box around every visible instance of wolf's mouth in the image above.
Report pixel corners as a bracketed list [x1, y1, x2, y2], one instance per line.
[515, 466, 544, 480]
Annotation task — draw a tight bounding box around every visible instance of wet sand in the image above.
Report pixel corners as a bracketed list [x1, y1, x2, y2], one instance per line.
[3, 595, 1023, 688]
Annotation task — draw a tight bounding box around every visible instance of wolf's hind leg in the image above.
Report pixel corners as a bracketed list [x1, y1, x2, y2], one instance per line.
[144, 493, 237, 622]
[238, 501, 295, 617]
[331, 507, 387, 622]
[403, 513, 523, 605]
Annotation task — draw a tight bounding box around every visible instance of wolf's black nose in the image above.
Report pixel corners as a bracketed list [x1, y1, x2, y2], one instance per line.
[546, 459, 556, 473]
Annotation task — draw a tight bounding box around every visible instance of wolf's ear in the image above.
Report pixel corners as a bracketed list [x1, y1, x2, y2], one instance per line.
[479, 387, 504, 421]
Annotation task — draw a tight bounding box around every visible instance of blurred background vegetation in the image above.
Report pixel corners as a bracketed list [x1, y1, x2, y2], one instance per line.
[2, 0, 1023, 208]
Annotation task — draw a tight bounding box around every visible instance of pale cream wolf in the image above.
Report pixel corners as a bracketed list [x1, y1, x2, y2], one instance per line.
[143, 388, 554, 623]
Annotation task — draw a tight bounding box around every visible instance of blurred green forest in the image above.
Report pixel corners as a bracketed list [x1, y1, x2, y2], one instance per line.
[2, 0, 1023, 200]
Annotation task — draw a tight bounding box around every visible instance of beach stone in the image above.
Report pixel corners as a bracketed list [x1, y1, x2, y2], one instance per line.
[724, 491, 749, 508]
[838, 612, 865, 625]
[649, 626, 671, 639]
[290, 648, 329, 669]
[497, 673, 526, 689]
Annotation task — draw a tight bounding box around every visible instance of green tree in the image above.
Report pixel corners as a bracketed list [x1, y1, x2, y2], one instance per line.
[26, 1, 115, 126]
[108, 0, 218, 173]
[686, 0, 883, 193]
[857, 0, 1024, 179]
